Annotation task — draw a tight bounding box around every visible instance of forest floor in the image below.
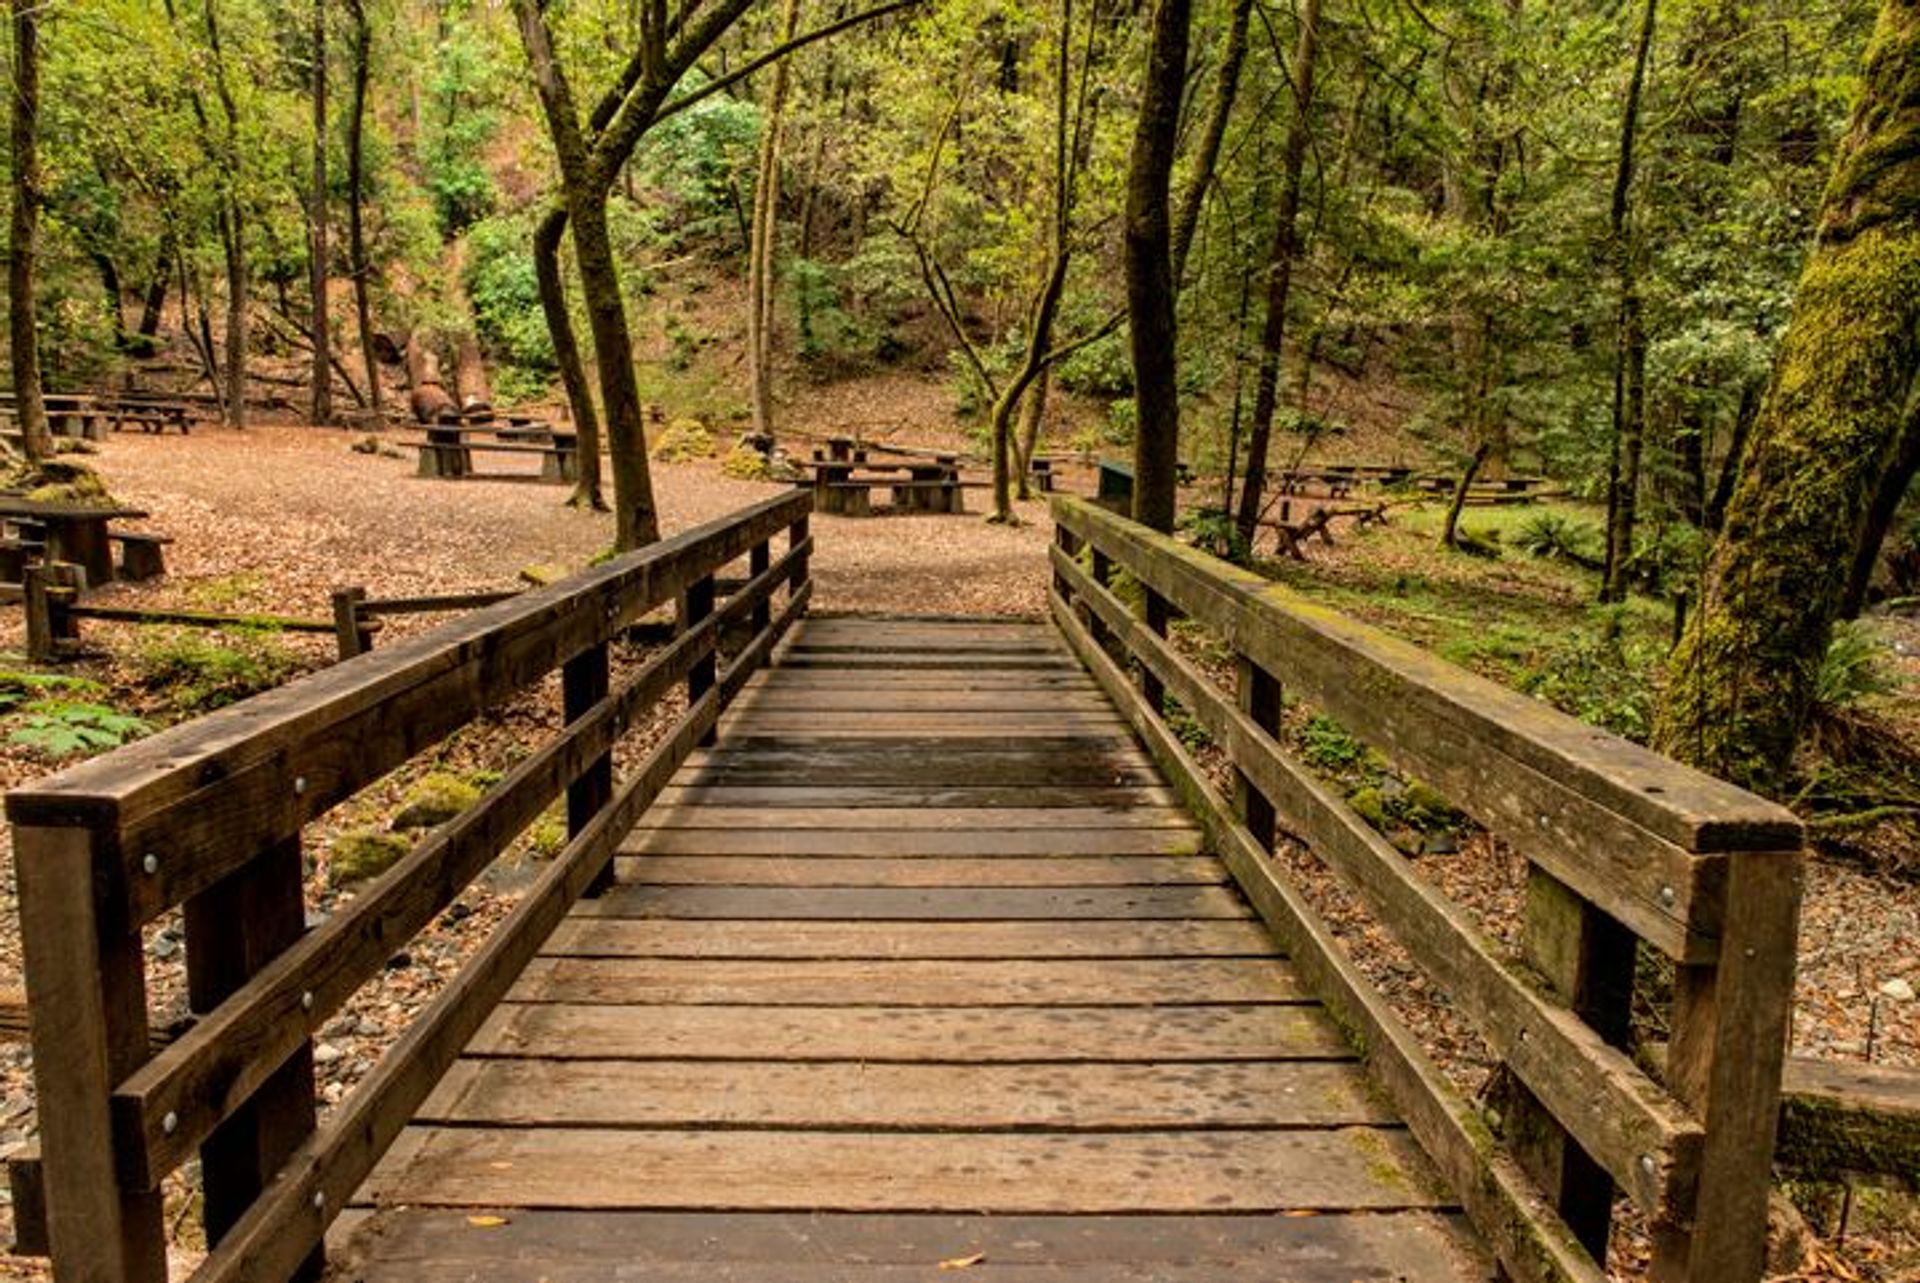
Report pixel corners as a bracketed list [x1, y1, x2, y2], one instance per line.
[0, 423, 1913, 1281]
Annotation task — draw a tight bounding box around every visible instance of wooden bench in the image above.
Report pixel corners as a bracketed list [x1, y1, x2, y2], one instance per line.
[410, 429, 579, 484]
[104, 399, 193, 434]
[1028, 455, 1057, 492]
[110, 531, 173, 581]
[804, 457, 965, 516]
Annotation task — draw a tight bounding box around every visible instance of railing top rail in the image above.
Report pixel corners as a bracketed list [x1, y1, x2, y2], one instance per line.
[7, 489, 810, 832]
[1052, 496, 1800, 856]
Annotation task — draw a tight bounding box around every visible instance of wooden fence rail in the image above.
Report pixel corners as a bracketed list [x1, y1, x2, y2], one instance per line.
[7, 489, 813, 1283]
[1048, 495, 1804, 1283]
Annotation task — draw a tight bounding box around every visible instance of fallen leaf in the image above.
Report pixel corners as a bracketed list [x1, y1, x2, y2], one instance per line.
[466, 1215, 510, 1229]
[938, 1252, 986, 1270]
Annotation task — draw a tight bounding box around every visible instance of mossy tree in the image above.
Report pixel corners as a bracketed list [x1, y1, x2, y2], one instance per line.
[7, 0, 51, 464]
[1654, 0, 1920, 793]
[513, 0, 913, 548]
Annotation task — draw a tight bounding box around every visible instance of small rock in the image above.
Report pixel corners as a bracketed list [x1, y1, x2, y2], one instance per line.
[313, 1042, 344, 1066]
[354, 1018, 382, 1037]
[385, 951, 413, 971]
[1423, 832, 1460, 856]
[322, 1017, 356, 1040]
[1880, 977, 1916, 1002]
[150, 935, 179, 959]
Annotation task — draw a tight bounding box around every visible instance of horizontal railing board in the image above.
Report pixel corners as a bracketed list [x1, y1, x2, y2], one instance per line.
[1052, 499, 1799, 856]
[1055, 550, 1703, 1219]
[7, 491, 809, 930]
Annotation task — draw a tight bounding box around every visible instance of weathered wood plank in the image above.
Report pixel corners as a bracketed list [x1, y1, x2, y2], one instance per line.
[652, 784, 1177, 809]
[334, 1208, 1488, 1283]
[1052, 497, 1799, 855]
[363, 1126, 1452, 1212]
[1050, 589, 1604, 1283]
[777, 655, 1082, 670]
[730, 689, 1116, 712]
[7, 490, 812, 928]
[1051, 540, 1718, 962]
[1777, 1057, 1920, 1185]
[631, 806, 1197, 831]
[620, 828, 1206, 857]
[467, 1002, 1349, 1062]
[621, 855, 1224, 887]
[1055, 550, 1704, 1217]
[506, 957, 1309, 1006]
[574, 884, 1251, 920]
[540, 918, 1279, 959]
[420, 1059, 1391, 1129]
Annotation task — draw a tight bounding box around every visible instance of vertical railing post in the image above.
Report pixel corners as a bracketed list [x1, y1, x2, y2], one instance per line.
[14, 824, 168, 1283]
[1141, 589, 1170, 712]
[183, 832, 321, 1279]
[331, 586, 371, 660]
[1089, 547, 1113, 649]
[1502, 868, 1636, 1263]
[1234, 655, 1281, 849]
[1652, 849, 1803, 1283]
[565, 639, 615, 896]
[750, 538, 772, 636]
[685, 573, 718, 745]
[789, 512, 810, 596]
[1052, 524, 1080, 607]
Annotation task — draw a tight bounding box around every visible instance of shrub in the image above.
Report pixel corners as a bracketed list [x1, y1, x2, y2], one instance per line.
[391, 772, 484, 831]
[134, 628, 302, 713]
[1815, 621, 1894, 711]
[1515, 512, 1602, 566]
[1300, 714, 1368, 773]
[330, 830, 412, 886]
[651, 419, 715, 462]
[7, 700, 151, 758]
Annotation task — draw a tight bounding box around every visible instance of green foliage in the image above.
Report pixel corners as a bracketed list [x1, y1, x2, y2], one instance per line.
[466, 215, 555, 374]
[392, 772, 484, 830]
[423, 23, 503, 236]
[637, 90, 761, 244]
[0, 670, 104, 711]
[788, 259, 880, 370]
[652, 419, 716, 462]
[1299, 714, 1367, 774]
[1514, 609, 1661, 741]
[1814, 621, 1895, 711]
[330, 829, 412, 886]
[1177, 505, 1250, 564]
[1161, 696, 1213, 753]
[1514, 512, 1601, 565]
[7, 701, 152, 759]
[133, 628, 302, 713]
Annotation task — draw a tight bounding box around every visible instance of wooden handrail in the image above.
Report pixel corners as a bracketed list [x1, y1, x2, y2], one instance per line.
[8, 491, 813, 1283]
[1048, 495, 1803, 1283]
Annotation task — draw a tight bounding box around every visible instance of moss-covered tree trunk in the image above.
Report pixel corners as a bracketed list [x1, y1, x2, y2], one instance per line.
[570, 195, 661, 547]
[7, 0, 50, 464]
[747, 0, 802, 443]
[1654, 0, 1920, 792]
[533, 206, 607, 510]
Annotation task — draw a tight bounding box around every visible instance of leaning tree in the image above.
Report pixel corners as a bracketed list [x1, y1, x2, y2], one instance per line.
[1655, 0, 1920, 793]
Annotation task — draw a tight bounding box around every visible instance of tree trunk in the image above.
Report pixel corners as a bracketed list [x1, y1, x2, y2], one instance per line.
[1232, 0, 1322, 547]
[1169, 0, 1252, 288]
[570, 194, 660, 548]
[7, 0, 49, 464]
[1441, 442, 1490, 550]
[220, 205, 249, 428]
[1654, 0, 1920, 794]
[138, 248, 171, 340]
[346, 0, 382, 413]
[309, 0, 333, 424]
[1841, 406, 1920, 618]
[1602, 273, 1649, 599]
[1123, 0, 1192, 535]
[1705, 380, 1759, 533]
[747, 0, 803, 441]
[1014, 369, 1050, 499]
[1599, 0, 1658, 602]
[533, 206, 607, 509]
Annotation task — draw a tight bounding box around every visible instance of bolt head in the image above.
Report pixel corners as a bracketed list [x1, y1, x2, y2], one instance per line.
[293, 776, 308, 796]
[162, 1111, 178, 1135]
[313, 1190, 326, 1209]
[301, 991, 314, 1012]
[142, 854, 159, 875]
[1659, 885, 1677, 907]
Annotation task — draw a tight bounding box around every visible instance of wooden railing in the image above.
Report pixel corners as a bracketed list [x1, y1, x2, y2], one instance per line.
[7, 490, 812, 1283]
[1049, 496, 1804, 1283]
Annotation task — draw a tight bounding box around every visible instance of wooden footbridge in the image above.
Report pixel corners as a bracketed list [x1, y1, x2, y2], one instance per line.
[8, 491, 1808, 1283]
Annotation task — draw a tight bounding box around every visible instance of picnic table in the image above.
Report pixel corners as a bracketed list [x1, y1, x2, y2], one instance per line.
[409, 424, 579, 484]
[0, 497, 155, 587]
[0, 392, 195, 440]
[799, 452, 966, 516]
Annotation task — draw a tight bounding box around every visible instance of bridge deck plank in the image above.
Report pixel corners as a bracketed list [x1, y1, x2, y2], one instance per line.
[341, 616, 1488, 1281]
